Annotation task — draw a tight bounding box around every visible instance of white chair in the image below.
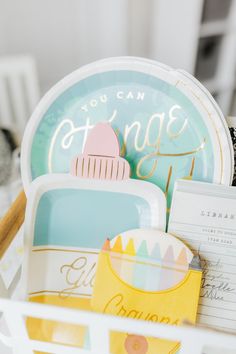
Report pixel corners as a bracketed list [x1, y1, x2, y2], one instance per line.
[0, 56, 40, 140]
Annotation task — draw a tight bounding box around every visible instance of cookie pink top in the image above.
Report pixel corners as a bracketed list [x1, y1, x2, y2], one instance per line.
[71, 123, 130, 180]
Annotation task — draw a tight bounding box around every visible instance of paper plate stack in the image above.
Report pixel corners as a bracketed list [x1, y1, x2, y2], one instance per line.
[21, 57, 234, 207]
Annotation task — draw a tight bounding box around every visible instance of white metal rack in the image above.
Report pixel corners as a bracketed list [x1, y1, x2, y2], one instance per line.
[0, 298, 235, 354]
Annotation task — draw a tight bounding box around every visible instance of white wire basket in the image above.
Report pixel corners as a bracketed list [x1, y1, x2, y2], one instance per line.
[0, 297, 236, 354]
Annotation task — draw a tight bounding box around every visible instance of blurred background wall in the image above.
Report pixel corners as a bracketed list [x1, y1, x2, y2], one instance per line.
[0, 0, 236, 131]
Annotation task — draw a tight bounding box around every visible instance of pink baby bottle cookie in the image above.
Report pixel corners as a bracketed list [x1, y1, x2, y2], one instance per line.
[71, 123, 130, 180]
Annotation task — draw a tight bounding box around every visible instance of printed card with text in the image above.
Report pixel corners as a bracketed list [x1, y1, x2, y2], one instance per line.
[169, 180, 236, 334]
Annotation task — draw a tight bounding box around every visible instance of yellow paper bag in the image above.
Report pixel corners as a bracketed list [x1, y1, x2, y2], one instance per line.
[91, 248, 202, 354]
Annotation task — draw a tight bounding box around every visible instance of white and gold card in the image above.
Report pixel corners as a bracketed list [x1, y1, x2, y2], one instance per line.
[169, 180, 236, 334]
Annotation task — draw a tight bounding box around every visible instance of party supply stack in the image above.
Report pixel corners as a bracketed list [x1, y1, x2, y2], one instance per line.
[19, 57, 235, 354]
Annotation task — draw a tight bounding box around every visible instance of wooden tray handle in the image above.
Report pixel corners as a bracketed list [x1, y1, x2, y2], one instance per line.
[0, 190, 26, 259]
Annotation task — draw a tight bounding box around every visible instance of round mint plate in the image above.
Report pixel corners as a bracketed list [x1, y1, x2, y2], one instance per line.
[21, 57, 233, 206]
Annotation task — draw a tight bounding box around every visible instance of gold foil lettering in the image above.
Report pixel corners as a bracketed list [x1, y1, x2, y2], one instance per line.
[149, 314, 159, 322]
[124, 121, 146, 152]
[127, 309, 139, 319]
[59, 256, 96, 298]
[49, 103, 205, 186]
[160, 316, 171, 324]
[103, 293, 179, 325]
[167, 105, 188, 138]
